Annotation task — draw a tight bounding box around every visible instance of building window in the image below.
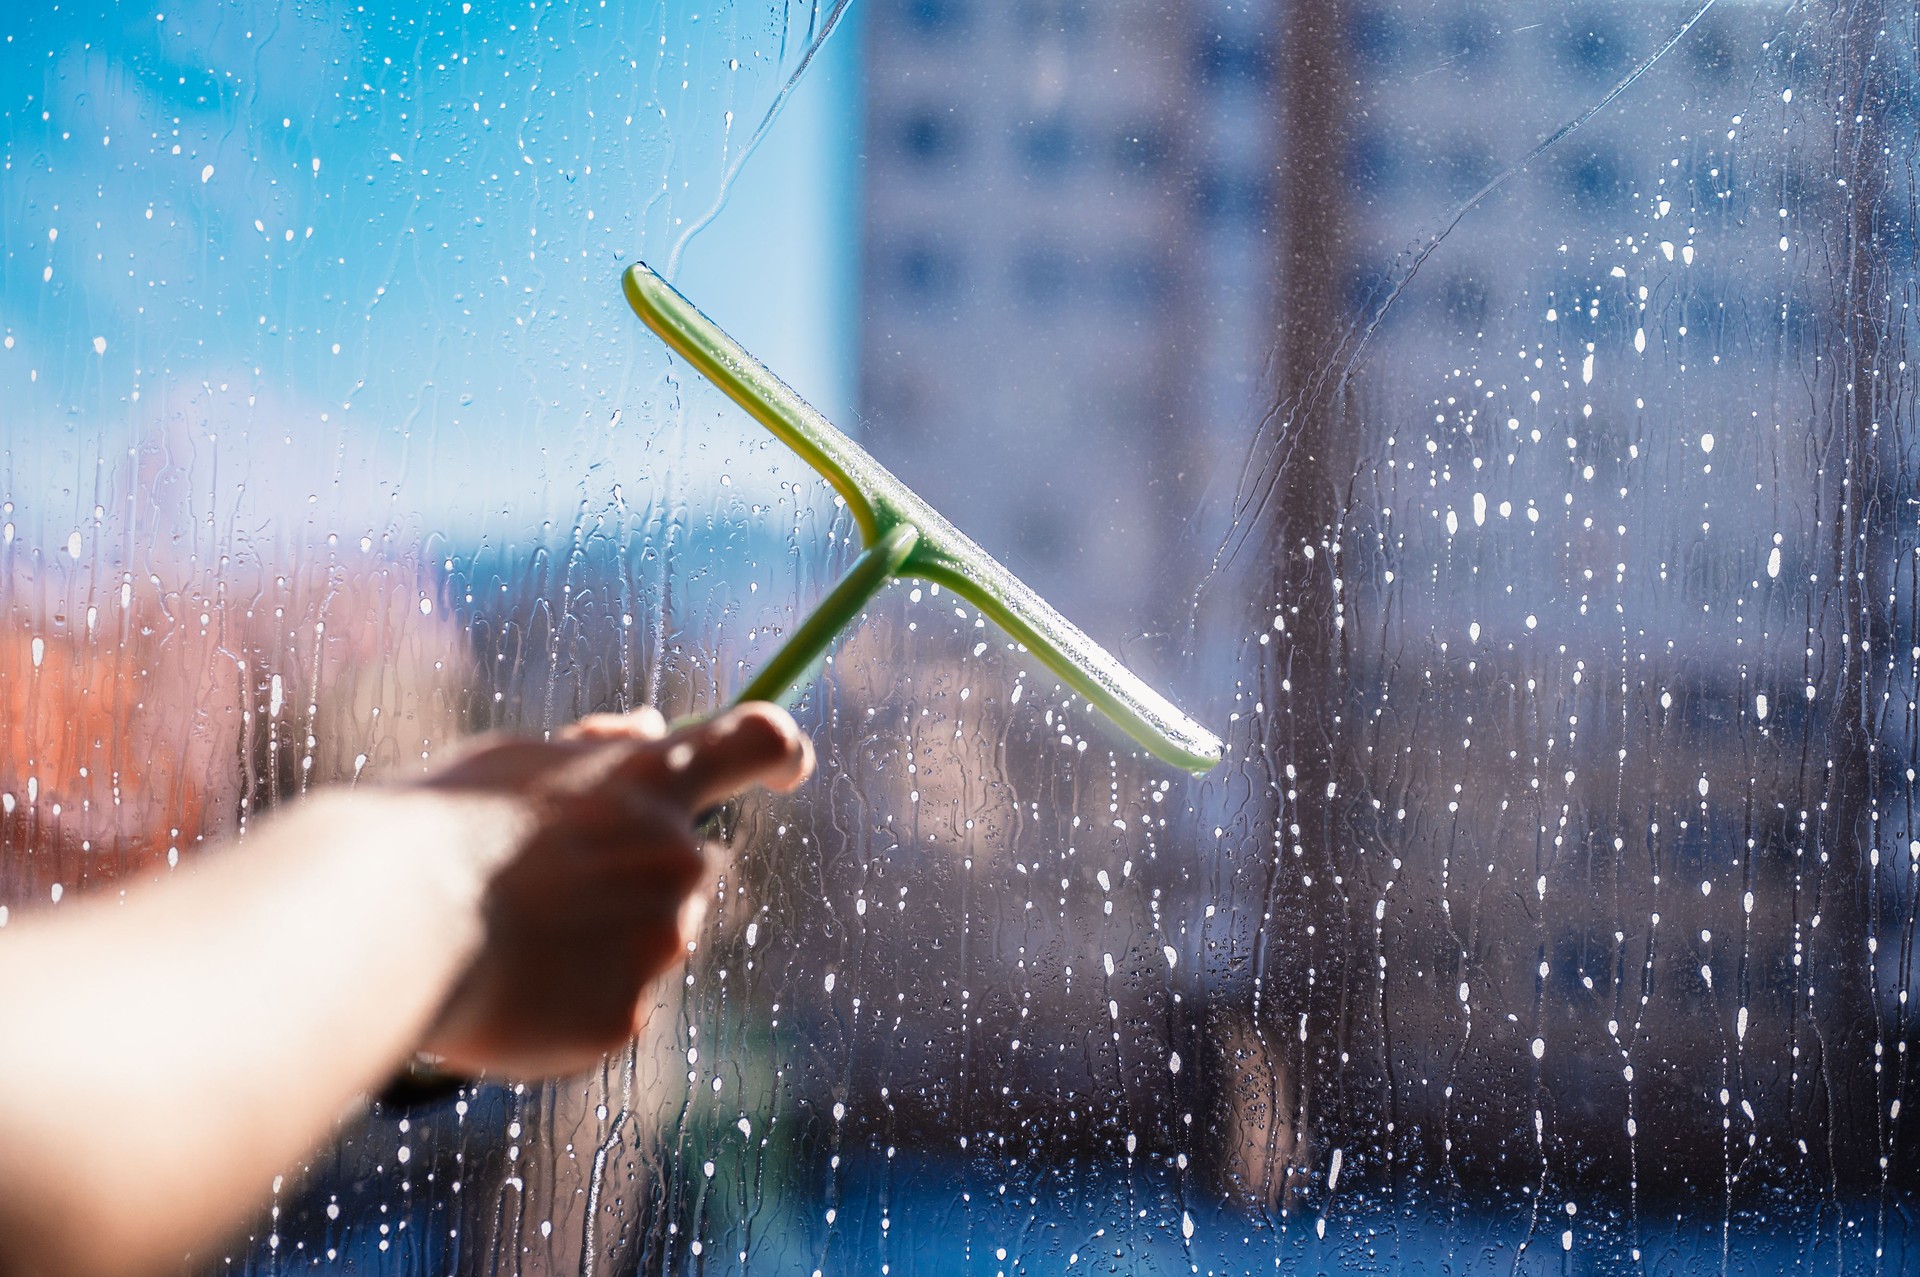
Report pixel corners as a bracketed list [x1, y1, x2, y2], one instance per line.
[1559, 11, 1626, 79]
[1347, 127, 1403, 193]
[895, 241, 963, 300]
[1195, 168, 1269, 226]
[1560, 145, 1628, 211]
[899, 110, 962, 163]
[1346, 4, 1407, 71]
[1685, 15, 1738, 81]
[1017, 115, 1078, 177]
[902, 0, 968, 36]
[1194, 30, 1271, 87]
[1437, 271, 1489, 327]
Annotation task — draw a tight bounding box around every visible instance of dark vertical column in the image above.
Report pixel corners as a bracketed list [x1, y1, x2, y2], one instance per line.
[1274, 0, 1354, 408]
[1810, 0, 1897, 1188]
[1210, 0, 1359, 1214]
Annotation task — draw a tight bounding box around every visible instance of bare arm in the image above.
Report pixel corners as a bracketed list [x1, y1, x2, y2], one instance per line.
[0, 704, 811, 1277]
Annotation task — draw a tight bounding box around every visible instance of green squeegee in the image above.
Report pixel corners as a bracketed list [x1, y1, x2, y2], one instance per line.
[624, 262, 1223, 774]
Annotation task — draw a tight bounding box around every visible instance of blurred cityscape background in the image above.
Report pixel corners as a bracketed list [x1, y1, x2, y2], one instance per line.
[3, 0, 1920, 1271]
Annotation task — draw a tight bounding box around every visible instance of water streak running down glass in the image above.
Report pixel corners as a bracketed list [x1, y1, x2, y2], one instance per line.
[3, 0, 1920, 1273]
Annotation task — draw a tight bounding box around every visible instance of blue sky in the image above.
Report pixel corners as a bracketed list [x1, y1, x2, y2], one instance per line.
[0, 1, 860, 552]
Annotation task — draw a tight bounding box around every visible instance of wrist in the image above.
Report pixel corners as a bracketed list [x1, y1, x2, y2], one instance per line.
[245, 786, 535, 1078]
[263, 786, 530, 903]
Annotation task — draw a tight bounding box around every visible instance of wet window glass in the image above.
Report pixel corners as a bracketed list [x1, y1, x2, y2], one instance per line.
[4, 0, 1918, 1271]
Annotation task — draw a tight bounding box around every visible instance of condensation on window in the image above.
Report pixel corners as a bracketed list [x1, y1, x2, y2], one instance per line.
[4, 0, 1918, 1272]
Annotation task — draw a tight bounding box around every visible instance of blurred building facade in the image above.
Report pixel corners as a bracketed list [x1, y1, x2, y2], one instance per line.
[857, 0, 1245, 641]
[1317, 0, 1904, 1184]
[853, 0, 1918, 1201]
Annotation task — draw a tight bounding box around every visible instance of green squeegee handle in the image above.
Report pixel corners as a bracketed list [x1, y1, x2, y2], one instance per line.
[623, 263, 1224, 774]
[735, 523, 920, 706]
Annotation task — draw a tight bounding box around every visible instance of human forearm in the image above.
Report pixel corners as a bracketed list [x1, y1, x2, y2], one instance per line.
[0, 788, 523, 1277]
[0, 703, 811, 1277]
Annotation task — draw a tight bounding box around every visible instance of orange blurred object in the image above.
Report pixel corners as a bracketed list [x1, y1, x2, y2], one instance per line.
[0, 616, 240, 898]
[0, 558, 469, 910]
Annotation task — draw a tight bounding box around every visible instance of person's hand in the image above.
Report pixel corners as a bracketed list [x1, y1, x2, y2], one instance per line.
[410, 702, 812, 1078]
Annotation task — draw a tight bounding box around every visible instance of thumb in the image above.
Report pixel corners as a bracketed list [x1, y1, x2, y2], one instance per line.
[629, 703, 815, 813]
